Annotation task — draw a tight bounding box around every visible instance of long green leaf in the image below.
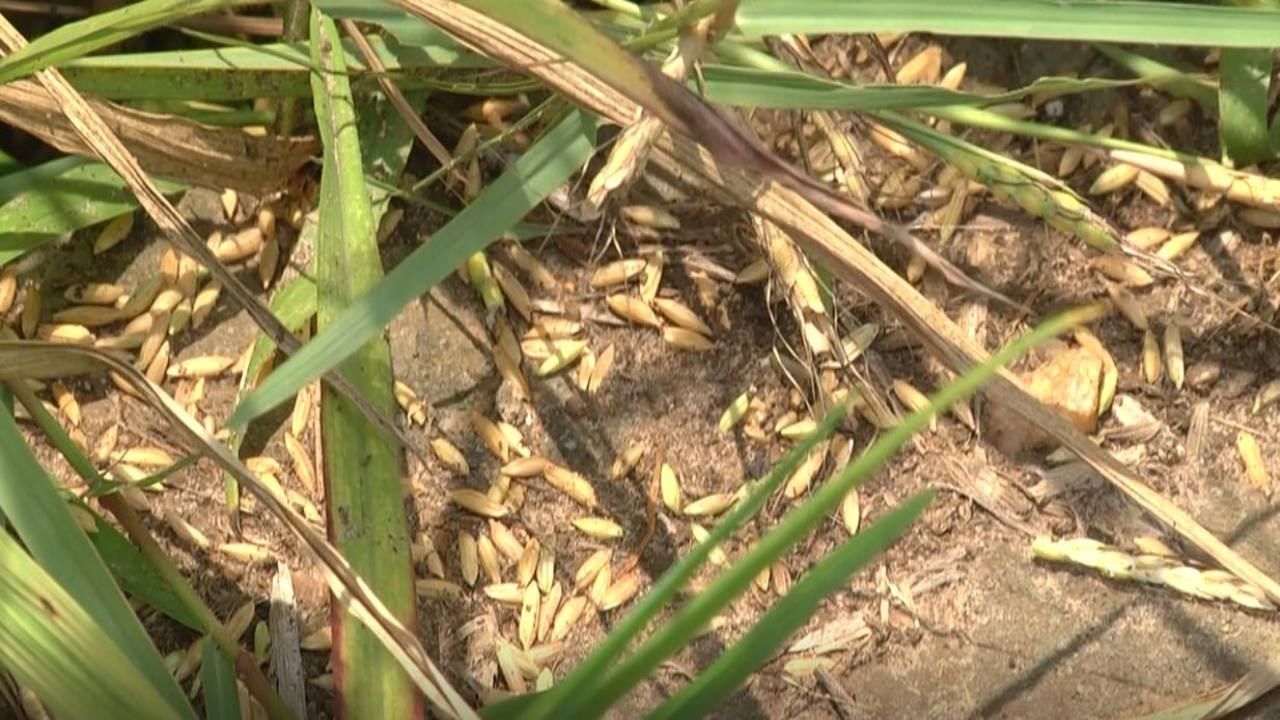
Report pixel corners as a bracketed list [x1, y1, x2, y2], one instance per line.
[0, 0, 257, 85]
[649, 491, 934, 719]
[0, 160, 183, 266]
[1218, 48, 1274, 164]
[201, 636, 240, 720]
[524, 303, 1103, 719]
[222, 275, 316, 520]
[734, 0, 1280, 47]
[1091, 44, 1218, 109]
[699, 63, 1144, 111]
[88, 514, 202, 631]
[310, 9, 418, 717]
[230, 108, 599, 428]
[315, 0, 461, 47]
[0, 411, 195, 718]
[0, 531, 188, 720]
[61, 35, 484, 101]
[6, 371, 204, 631]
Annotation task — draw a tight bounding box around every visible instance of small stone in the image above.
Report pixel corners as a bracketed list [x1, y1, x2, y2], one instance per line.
[1185, 361, 1221, 390]
[985, 347, 1103, 455]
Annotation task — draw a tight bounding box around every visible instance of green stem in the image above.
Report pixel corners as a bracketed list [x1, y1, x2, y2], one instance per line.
[276, 0, 310, 136]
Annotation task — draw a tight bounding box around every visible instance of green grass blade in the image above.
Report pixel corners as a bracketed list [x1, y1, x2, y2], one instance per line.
[310, 9, 418, 717]
[0, 155, 84, 203]
[0, 530, 190, 720]
[0, 0, 257, 85]
[698, 62, 1142, 111]
[0, 411, 196, 719]
[314, 0, 463, 47]
[1218, 48, 1274, 164]
[229, 108, 599, 429]
[60, 35, 484, 101]
[201, 636, 240, 720]
[734, 0, 1280, 47]
[491, 404, 848, 720]
[533, 303, 1104, 719]
[1091, 44, 1217, 108]
[87, 514, 202, 631]
[222, 275, 316, 520]
[0, 159, 183, 266]
[7, 371, 204, 631]
[648, 491, 934, 720]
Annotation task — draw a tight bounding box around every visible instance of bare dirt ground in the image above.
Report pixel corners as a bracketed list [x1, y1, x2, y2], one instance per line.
[13, 35, 1280, 720]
